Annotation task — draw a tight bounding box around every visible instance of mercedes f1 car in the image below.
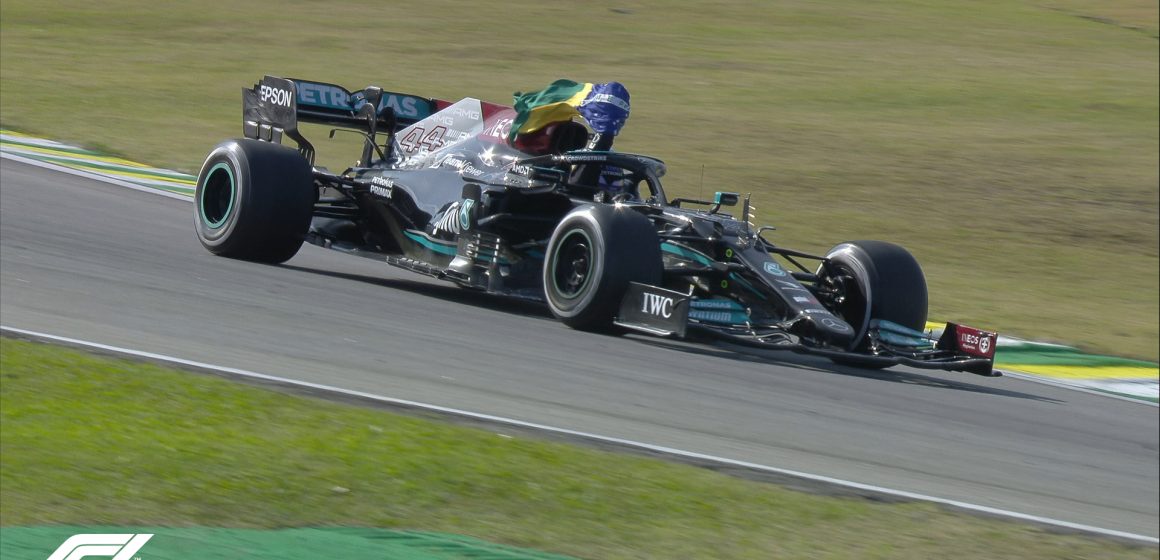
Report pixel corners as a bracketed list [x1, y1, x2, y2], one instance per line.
[193, 76, 999, 376]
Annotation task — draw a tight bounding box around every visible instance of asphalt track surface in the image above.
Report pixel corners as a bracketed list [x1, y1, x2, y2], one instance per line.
[2, 158, 1157, 539]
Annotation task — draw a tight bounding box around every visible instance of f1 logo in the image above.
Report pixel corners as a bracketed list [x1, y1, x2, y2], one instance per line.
[46, 534, 153, 560]
[641, 292, 674, 318]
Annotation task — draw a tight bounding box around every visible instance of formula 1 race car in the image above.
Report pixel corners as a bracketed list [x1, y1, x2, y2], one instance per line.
[194, 75, 999, 376]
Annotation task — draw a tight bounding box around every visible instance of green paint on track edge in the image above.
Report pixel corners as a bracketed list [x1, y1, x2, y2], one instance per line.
[0, 526, 578, 560]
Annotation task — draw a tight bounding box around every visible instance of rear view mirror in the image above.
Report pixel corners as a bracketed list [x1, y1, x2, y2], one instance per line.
[360, 86, 384, 113]
[714, 192, 740, 206]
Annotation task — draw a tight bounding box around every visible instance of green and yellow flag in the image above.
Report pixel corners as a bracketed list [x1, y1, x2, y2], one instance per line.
[508, 79, 594, 142]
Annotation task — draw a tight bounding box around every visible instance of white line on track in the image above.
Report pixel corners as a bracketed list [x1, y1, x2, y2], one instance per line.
[2, 325, 1156, 545]
[4, 151, 1158, 542]
[0, 152, 191, 201]
[999, 369, 1158, 407]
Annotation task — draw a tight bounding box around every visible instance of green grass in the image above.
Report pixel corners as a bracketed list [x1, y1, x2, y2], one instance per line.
[1, 0, 1156, 360]
[2, 338, 1155, 559]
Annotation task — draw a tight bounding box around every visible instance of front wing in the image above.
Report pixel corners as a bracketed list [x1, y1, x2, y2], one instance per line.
[614, 282, 999, 377]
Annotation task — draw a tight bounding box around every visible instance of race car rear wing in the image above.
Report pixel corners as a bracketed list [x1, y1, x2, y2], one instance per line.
[242, 75, 435, 164]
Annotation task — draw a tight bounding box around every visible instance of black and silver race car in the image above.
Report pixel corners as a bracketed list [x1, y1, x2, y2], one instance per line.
[194, 76, 998, 376]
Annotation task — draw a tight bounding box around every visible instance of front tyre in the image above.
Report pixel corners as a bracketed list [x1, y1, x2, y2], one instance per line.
[819, 241, 928, 367]
[543, 204, 662, 331]
[194, 139, 315, 263]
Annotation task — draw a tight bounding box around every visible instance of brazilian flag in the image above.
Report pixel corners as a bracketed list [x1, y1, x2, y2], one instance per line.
[509, 79, 630, 142]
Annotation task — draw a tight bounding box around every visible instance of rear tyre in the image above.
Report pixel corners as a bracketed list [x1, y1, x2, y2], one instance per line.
[544, 204, 662, 331]
[194, 139, 315, 263]
[819, 240, 928, 368]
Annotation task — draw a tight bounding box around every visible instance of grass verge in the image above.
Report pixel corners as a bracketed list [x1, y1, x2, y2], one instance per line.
[1, 338, 1156, 559]
[0, 0, 1157, 360]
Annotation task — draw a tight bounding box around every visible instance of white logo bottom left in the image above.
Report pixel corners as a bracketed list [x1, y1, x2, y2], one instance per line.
[46, 534, 153, 560]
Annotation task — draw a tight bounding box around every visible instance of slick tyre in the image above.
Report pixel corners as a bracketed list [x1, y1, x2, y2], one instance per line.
[544, 204, 662, 331]
[820, 240, 928, 367]
[194, 139, 315, 263]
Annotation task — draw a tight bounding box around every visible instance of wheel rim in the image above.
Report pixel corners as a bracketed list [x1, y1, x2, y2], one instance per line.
[199, 162, 235, 229]
[833, 270, 867, 326]
[551, 229, 594, 299]
[824, 262, 871, 349]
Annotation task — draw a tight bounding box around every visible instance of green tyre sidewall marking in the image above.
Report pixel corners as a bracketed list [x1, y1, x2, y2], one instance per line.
[199, 162, 235, 230]
[550, 228, 594, 301]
